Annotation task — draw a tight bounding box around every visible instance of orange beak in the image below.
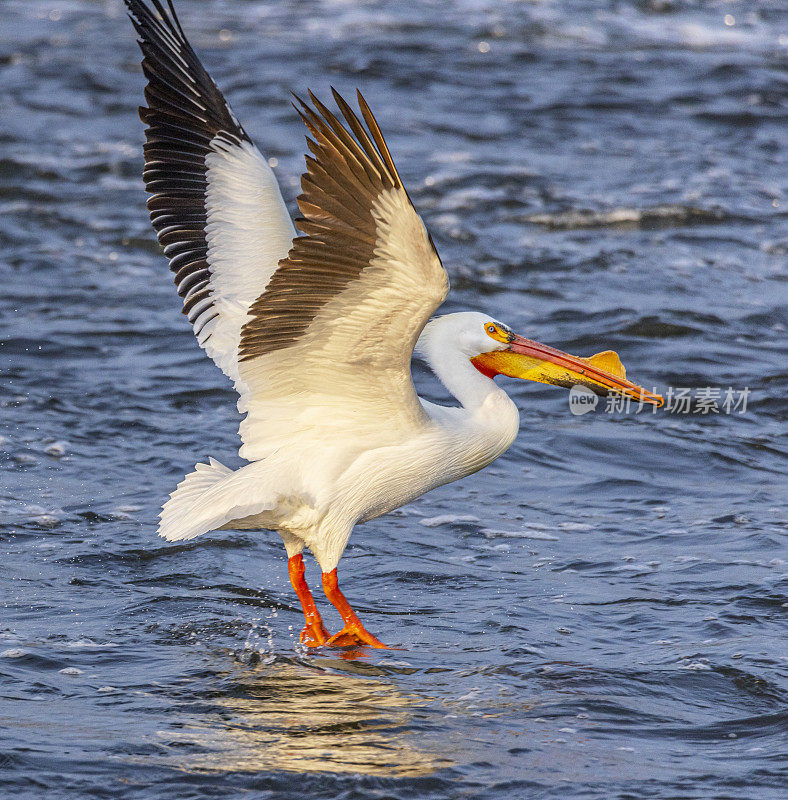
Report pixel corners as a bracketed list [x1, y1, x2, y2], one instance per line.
[471, 334, 664, 407]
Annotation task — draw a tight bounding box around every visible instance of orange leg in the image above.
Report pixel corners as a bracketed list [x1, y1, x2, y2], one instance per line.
[288, 554, 330, 647]
[321, 569, 389, 649]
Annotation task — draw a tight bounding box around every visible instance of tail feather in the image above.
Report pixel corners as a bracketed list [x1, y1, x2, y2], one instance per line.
[159, 457, 234, 541]
[159, 457, 283, 542]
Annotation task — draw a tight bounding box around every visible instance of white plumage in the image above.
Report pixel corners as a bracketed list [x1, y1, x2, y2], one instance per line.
[201, 137, 295, 382]
[126, 1, 662, 648]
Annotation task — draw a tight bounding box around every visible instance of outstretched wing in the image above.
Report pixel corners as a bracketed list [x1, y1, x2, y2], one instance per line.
[127, 1, 448, 462]
[125, 0, 295, 384]
[236, 89, 449, 461]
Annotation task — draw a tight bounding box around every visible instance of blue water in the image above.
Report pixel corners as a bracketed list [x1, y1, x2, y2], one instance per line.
[1, 1, 786, 797]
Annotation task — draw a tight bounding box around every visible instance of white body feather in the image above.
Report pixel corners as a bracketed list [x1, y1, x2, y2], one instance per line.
[160, 314, 520, 572]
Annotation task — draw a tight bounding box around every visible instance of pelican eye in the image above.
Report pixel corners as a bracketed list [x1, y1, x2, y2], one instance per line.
[484, 322, 510, 343]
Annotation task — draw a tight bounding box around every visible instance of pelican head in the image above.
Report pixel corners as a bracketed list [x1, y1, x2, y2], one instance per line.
[418, 312, 663, 407]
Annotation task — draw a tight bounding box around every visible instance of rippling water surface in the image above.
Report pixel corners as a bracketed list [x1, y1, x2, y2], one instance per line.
[1, 1, 786, 797]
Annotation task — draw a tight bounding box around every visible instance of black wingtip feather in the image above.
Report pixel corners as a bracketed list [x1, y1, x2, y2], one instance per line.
[125, 0, 255, 338]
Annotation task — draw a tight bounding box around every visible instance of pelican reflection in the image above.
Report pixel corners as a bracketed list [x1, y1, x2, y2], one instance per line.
[162, 659, 452, 777]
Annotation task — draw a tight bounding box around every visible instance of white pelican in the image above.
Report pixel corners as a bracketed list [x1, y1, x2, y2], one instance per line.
[125, 0, 663, 648]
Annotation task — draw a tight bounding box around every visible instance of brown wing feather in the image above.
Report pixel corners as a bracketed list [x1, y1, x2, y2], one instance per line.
[238, 90, 434, 362]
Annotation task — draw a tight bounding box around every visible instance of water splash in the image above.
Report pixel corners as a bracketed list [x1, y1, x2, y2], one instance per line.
[242, 615, 276, 666]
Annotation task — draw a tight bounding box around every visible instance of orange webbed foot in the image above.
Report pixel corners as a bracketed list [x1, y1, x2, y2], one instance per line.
[326, 623, 390, 649]
[320, 568, 391, 649]
[300, 618, 330, 647]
